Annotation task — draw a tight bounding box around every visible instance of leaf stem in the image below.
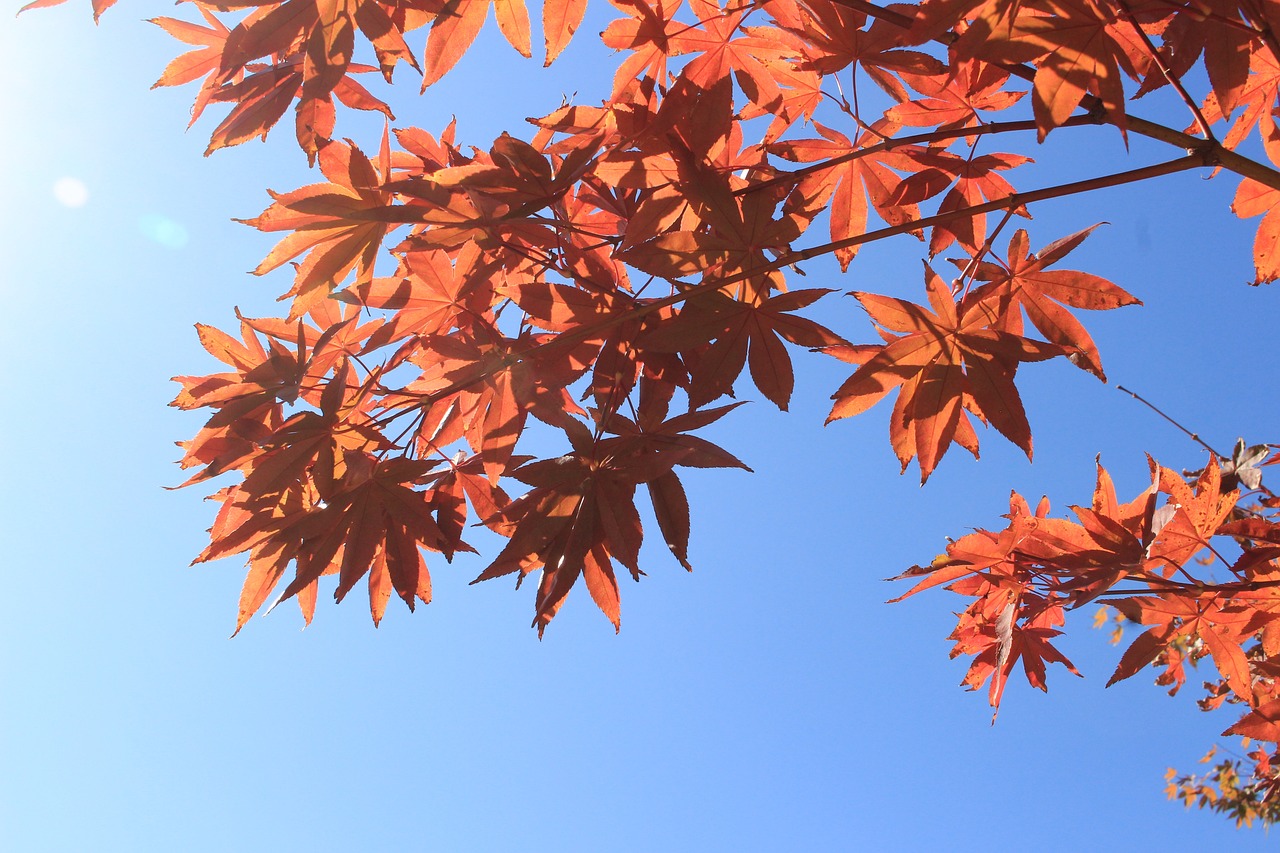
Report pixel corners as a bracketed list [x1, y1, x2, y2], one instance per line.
[957, 207, 1016, 301]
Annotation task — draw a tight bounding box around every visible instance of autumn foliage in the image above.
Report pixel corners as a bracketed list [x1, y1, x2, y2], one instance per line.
[37, 0, 1280, 827]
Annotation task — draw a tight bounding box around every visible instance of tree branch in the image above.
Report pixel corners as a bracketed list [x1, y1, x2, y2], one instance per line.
[783, 154, 1206, 265]
[388, 155, 1208, 415]
[1113, 0, 1217, 141]
[741, 114, 1106, 199]
[816, 0, 1280, 191]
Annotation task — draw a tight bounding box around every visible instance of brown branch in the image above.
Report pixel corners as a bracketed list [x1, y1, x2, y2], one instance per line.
[783, 154, 1205, 265]
[824, 0, 915, 30]
[740, 114, 1105, 198]
[814, 0, 1280, 191]
[1113, 0, 1216, 141]
[386, 154, 1207, 415]
[1123, 115, 1280, 190]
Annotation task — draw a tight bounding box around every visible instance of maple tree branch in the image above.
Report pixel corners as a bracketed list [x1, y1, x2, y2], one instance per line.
[1083, 574, 1280, 597]
[783, 154, 1207, 265]
[392, 156, 1207, 412]
[825, 0, 915, 30]
[1123, 115, 1280, 190]
[833, 0, 1280, 190]
[1115, 385, 1228, 458]
[1113, 0, 1217, 142]
[743, 114, 1106, 198]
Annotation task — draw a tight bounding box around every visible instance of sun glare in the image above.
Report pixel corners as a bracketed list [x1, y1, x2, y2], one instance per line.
[53, 176, 89, 208]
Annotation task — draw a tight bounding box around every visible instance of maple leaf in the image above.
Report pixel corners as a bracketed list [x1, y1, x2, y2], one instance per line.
[472, 400, 747, 633]
[336, 246, 498, 354]
[773, 0, 945, 99]
[151, 0, 413, 158]
[172, 319, 306, 433]
[606, 395, 718, 540]
[737, 57, 823, 144]
[422, 0, 532, 88]
[1108, 591, 1256, 702]
[1232, 177, 1280, 285]
[233, 453, 445, 629]
[199, 57, 394, 158]
[986, 461, 1158, 609]
[544, 0, 588, 64]
[601, 0, 688, 91]
[890, 148, 1032, 255]
[390, 322, 591, 485]
[429, 452, 514, 559]
[173, 304, 383, 485]
[952, 599, 1081, 713]
[1222, 438, 1271, 492]
[471, 450, 643, 634]
[1127, 0, 1253, 119]
[890, 490, 1053, 605]
[1198, 48, 1280, 152]
[640, 287, 847, 409]
[240, 135, 404, 318]
[828, 263, 1063, 482]
[150, 10, 234, 127]
[773, 122, 923, 271]
[218, 0, 417, 88]
[670, 0, 799, 114]
[963, 226, 1141, 380]
[19, 0, 114, 22]
[888, 59, 1025, 133]
[1145, 455, 1240, 574]
[956, 0, 1151, 139]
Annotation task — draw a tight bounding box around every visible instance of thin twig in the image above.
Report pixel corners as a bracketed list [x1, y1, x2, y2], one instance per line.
[1115, 384, 1227, 458]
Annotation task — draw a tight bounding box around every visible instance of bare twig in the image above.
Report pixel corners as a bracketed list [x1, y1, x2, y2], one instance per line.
[1115, 384, 1228, 458]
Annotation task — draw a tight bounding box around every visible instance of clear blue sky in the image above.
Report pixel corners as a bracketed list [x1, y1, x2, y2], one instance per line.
[2, 4, 1279, 850]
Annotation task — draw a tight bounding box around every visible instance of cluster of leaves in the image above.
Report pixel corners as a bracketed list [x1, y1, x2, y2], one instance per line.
[895, 442, 1280, 818]
[1166, 745, 1280, 829]
[40, 0, 1280, 826]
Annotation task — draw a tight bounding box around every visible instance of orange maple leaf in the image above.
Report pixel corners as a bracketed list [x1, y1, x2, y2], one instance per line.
[964, 226, 1141, 380]
[240, 135, 404, 319]
[828, 264, 1063, 481]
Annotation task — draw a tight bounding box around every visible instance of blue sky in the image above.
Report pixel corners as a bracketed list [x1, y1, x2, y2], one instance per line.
[2, 4, 1279, 850]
